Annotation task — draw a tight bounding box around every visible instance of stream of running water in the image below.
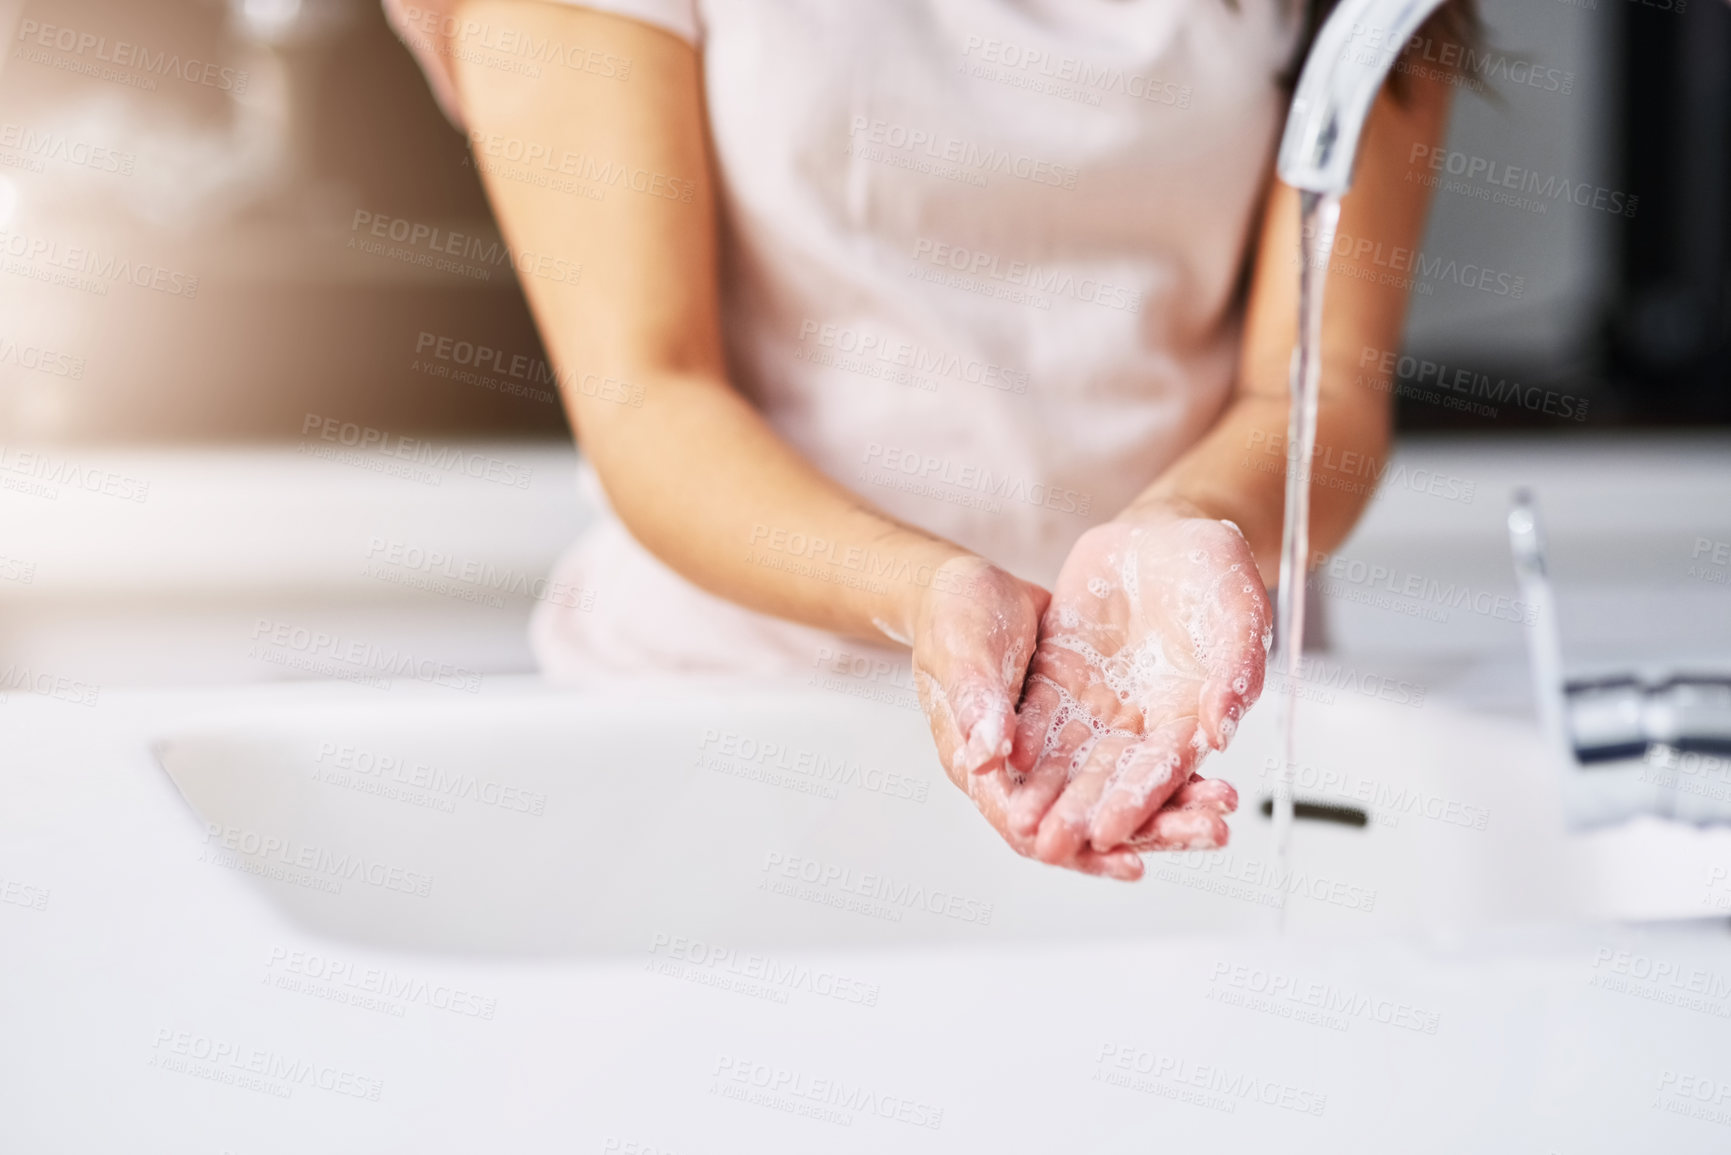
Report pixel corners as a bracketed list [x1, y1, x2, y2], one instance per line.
[1271, 189, 1342, 929]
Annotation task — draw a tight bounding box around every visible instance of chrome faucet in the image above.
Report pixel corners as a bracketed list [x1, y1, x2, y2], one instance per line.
[1509, 492, 1731, 829]
[1277, 0, 1451, 195]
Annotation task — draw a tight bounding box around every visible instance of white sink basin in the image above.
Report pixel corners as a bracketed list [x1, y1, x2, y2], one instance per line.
[150, 681, 1731, 956]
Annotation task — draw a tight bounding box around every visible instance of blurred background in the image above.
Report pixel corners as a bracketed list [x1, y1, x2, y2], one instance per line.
[1, 0, 1726, 442]
[1, 0, 1727, 692]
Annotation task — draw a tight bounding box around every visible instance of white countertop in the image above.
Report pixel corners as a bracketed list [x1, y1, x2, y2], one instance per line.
[5, 677, 1731, 1153]
[3, 432, 1728, 1149]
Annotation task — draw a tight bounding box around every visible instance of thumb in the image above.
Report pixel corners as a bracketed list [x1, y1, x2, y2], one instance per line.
[951, 678, 1017, 775]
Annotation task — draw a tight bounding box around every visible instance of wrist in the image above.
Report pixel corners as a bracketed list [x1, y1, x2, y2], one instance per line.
[877, 536, 978, 648]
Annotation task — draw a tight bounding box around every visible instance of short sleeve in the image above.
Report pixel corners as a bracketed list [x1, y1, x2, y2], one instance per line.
[382, 0, 700, 127]
[541, 0, 700, 45]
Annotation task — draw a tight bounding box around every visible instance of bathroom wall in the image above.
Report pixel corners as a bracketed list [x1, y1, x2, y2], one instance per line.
[1402, 0, 1617, 370]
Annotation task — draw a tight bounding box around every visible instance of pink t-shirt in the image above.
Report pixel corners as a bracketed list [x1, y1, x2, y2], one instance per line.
[386, 0, 1301, 683]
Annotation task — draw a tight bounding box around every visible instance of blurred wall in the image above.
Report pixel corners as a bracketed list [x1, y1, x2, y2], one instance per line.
[0, 0, 1717, 445]
[0, 0, 564, 442]
[1403, 0, 1615, 371]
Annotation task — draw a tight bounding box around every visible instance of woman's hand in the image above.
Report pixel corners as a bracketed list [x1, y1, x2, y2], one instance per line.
[912, 556, 1150, 880]
[1005, 503, 1271, 868]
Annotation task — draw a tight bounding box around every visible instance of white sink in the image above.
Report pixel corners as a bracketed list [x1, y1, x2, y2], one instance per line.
[150, 680, 1731, 957]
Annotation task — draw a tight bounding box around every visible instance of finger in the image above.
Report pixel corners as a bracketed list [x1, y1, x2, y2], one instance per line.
[1008, 671, 1063, 777]
[913, 668, 969, 783]
[963, 761, 1143, 881]
[1122, 805, 1229, 852]
[1006, 680, 1098, 837]
[952, 678, 1017, 775]
[1085, 720, 1202, 850]
[1065, 847, 1145, 882]
[1166, 775, 1239, 814]
[1034, 733, 1136, 865]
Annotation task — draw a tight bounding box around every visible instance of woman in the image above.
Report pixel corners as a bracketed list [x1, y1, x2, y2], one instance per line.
[384, 0, 1465, 881]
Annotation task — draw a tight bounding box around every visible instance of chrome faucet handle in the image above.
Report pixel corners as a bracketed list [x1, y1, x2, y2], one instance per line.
[1508, 491, 1731, 828]
[1277, 0, 1451, 195]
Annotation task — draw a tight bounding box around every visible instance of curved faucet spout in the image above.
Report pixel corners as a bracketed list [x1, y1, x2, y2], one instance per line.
[1277, 0, 1450, 196]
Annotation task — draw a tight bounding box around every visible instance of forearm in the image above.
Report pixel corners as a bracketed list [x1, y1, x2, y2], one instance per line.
[1124, 390, 1390, 587]
[578, 368, 972, 643]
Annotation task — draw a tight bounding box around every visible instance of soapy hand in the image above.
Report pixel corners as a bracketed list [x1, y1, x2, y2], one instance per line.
[1004, 506, 1271, 872]
[911, 556, 1149, 880]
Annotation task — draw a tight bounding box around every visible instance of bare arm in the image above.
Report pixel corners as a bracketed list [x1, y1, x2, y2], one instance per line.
[433, 0, 1149, 874]
[445, 0, 971, 644]
[1127, 70, 1457, 585]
